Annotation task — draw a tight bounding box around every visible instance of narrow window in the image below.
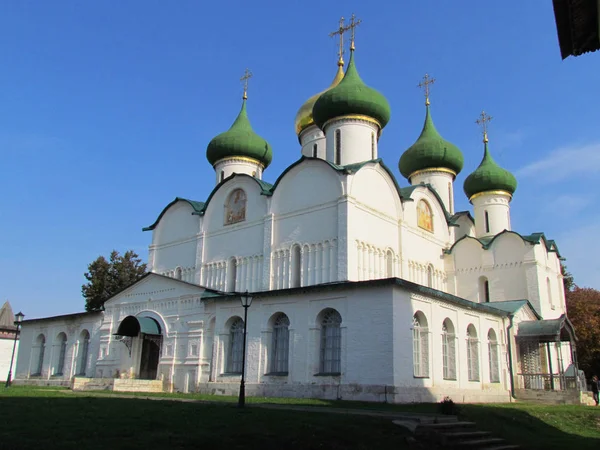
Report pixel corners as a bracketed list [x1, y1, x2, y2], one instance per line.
[412, 313, 429, 377]
[320, 309, 342, 374]
[488, 329, 500, 383]
[220, 170, 225, 182]
[270, 314, 290, 374]
[291, 245, 301, 288]
[312, 143, 318, 158]
[78, 330, 90, 376]
[467, 325, 480, 381]
[484, 210, 490, 233]
[35, 334, 46, 376]
[371, 132, 375, 159]
[56, 333, 67, 376]
[227, 319, 244, 373]
[448, 183, 453, 213]
[335, 129, 341, 165]
[442, 319, 456, 380]
[479, 276, 490, 303]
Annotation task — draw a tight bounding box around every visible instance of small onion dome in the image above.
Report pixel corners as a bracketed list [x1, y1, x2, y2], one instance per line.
[294, 62, 345, 136]
[206, 98, 272, 168]
[463, 142, 517, 200]
[312, 50, 391, 131]
[399, 105, 464, 179]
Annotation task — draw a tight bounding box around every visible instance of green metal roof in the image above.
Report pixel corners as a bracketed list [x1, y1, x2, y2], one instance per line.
[463, 142, 517, 199]
[143, 197, 205, 231]
[312, 50, 391, 130]
[399, 105, 464, 179]
[517, 314, 577, 342]
[485, 300, 542, 319]
[445, 230, 563, 259]
[115, 315, 161, 336]
[206, 98, 273, 168]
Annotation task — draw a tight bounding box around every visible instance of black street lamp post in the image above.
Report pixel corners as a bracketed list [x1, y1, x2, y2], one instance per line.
[238, 290, 253, 408]
[5, 311, 25, 388]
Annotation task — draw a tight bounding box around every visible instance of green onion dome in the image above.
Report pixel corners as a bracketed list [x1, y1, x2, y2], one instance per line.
[312, 50, 391, 131]
[206, 98, 272, 168]
[463, 142, 517, 200]
[399, 105, 464, 179]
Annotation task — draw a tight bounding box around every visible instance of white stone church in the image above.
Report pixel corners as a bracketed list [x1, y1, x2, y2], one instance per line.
[15, 32, 580, 403]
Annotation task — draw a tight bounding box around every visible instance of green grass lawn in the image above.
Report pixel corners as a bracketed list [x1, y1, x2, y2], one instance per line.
[1, 386, 599, 450]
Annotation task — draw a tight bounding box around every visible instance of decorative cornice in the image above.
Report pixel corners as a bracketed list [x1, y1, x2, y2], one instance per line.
[469, 190, 513, 202]
[322, 114, 381, 131]
[213, 155, 265, 168]
[409, 167, 457, 180]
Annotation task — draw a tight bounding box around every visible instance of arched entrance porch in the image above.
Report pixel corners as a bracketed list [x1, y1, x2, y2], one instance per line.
[114, 316, 163, 380]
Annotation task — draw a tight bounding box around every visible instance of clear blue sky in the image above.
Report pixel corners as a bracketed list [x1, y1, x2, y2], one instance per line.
[2, 1, 599, 319]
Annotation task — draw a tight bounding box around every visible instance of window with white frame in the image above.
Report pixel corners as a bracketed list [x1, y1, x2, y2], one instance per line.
[319, 309, 342, 374]
[442, 319, 456, 380]
[412, 313, 429, 377]
[488, 329, 500, 383]
[270, 313, 290, 374]
[227, 318, 245, 373]
[467, 324, 480, 381]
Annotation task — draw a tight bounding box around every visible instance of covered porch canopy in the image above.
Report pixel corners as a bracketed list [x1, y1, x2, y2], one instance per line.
[516, 314, 579, 391]
[114, 316, 161, 337]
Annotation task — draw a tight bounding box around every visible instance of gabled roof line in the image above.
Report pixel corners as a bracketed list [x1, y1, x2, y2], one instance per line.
[143, 197, 205, 231]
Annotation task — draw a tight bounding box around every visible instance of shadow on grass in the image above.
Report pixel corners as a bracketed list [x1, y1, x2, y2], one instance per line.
[0, 396, 411, 450]
[459, 404, 600, 450]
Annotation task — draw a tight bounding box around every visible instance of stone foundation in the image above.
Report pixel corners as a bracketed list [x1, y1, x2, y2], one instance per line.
[14, 378, 71, 387]
[514, 388, 582, 405]
[113, 379, 166, 393]
[72, 377, 115, 391]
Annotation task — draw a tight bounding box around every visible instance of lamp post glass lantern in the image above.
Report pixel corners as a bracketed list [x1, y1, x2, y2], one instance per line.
[5, 311, 24, 388]
[238, 290, 252, 408]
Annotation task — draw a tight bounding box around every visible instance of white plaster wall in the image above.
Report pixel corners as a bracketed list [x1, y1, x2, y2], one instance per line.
[0, 338, 18, 382]
[299, 125, 326, 159]
[410, 171, 455, 214]
[472, 193, 511, 238]
[324, 119, 379, 165]
[214, 158, 263, 184]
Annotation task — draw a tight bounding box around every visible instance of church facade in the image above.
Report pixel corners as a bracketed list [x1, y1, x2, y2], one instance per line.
[14, 30, 578, 403]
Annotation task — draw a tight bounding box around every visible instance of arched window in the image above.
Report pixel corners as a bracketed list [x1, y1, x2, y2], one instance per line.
[479, 276, 490, 303]
[224, 189, 247, 225]
[484, 210, 490, 233]
[427, 265, 434, 288]
[412, 312, 429, 377]
[34, 334, 46, 376]
[312, 143, 318, 158]
[467, 325, 480, 381]
[319, 309, 342, 374]
[442, 319, 456, 380]
[448, 183, 452, 213]
[56, 332, 68, 376]
[220, 170, 225, 182]
[78, 330, 90, 376]
[226, 258, 237, 292]
[417, 200, 433, 232]
[488, 329, 500, 383]
[291, 245, 301, 288]
[270, 313, 290, 374]
[227, 318, 244, 373]
[335, 129, 341, 165]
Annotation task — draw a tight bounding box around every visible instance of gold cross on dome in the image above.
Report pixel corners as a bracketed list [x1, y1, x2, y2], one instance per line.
[476, 111, 493, 142]
[418, 73, 436, 106]
[329, 17, 351, 65]
[348, 13, 362, 51]
[240, 68, 253, 100]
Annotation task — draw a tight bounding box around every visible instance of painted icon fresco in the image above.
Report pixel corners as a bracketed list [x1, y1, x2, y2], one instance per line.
[225, 189, 247, 225]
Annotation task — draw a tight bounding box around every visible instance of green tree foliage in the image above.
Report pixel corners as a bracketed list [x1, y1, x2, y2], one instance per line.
[82, 250, 147, 312]
[566, 287, 600, 378]
[561, 263, 575, 292]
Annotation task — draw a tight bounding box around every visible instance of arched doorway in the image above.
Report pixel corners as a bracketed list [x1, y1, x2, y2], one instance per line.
[115, 316, 163, 380]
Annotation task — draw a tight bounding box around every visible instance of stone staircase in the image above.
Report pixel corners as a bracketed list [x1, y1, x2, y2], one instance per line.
[411, 421, 520, 449]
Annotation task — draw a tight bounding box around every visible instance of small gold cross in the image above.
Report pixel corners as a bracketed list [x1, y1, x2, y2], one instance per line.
[240, 68, 253, 100]
[418, 73, 436, 106]
[476, 111, 493, 143]
[348, 13, 362, 51]
[329, 17, 351, 65]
